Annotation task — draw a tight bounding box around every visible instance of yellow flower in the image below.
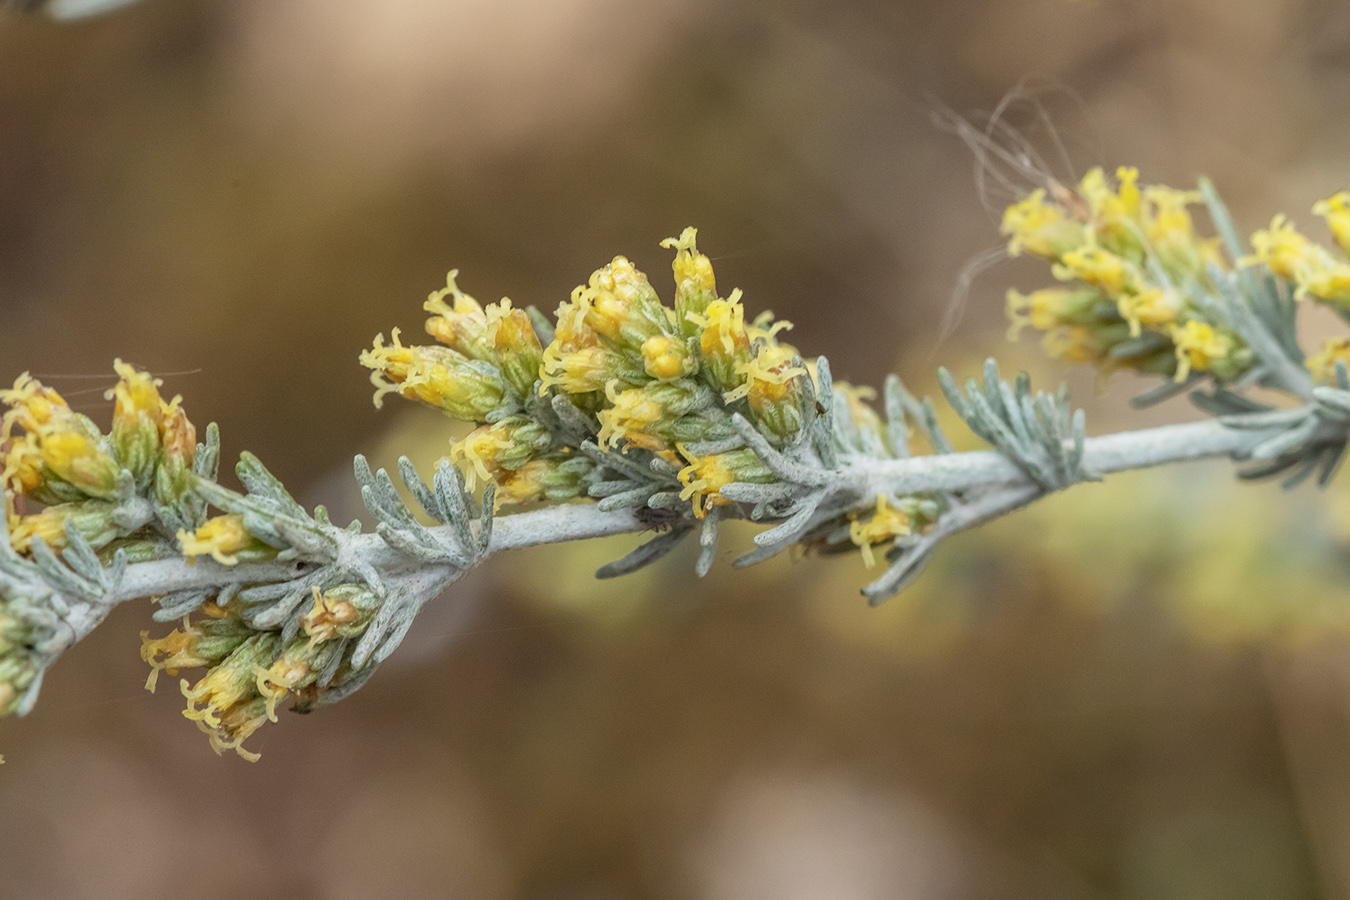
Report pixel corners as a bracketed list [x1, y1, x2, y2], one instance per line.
[539, 344, 627, 395]
[848, 495, 912, 568]
[1306, 336, 1350, 385]
[178, 514, 256, 565]
[423, 270, 493, 360]
[300, 587, 363, 646]
[690, 294, 750, 357]
[9, 506, 67, 554]
[1170, 320, 1232, 381]
[483, 298, 545, 395]
[360, 329, 506, 420]
[662, 227, 717, 296]
[741, 344, 806, 401]
[641, 335, 692, 381]
[1, 432, 42, 498]
[597, 380, 666, 451]
[451, 424, 515, 487]
[1116, 287, 1180, 337]
[0, 373, 67, 439]
[1004, 287, 1102, 340]
[676, 447, 738, 518]
[139, 619, 211, 692]
[181, 661, 254, 730]
[674, 447, 773, 518]
[1313, 191, 1350, 257]
[203, 701, 268, 762]
[1042, 326, 1104, 365]
[688, 293, 753, 395]
[252, 658, 310, 722]
[1, 373, 121, 500]
[1053, 245, 1131, 297]
[494, 459, 554, 505]
[1001, 188, 1079, 258]
[663, 227, 722, 340]
[108, 360, 166, 479]
[1081, 166, 1141, 218]
[1246, 215, 1321, 283]
[1302, 262, 1350, 305]
[564, 255, 669, 352]
[1142, 184, 1202, 248]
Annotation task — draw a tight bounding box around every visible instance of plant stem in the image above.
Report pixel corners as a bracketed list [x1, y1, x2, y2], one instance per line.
[94, 412, 1282, 615]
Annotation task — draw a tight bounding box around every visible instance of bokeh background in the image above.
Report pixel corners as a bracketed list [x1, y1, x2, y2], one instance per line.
[4, 0, 1350, 897]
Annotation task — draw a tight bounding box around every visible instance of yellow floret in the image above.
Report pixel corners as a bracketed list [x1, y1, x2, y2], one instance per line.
[848, 495, 913, 569]
[1313, 191, 1350, 256]
[1117, 287, 1179, 337]
[662, 227, 717, 295]
[1307, 336, 1350, 385]
[450, 424, 514, 487]
[139, 618, 210, 693]
[737, 343, 806, 405]
[676, 446, 738, 518]
[178, 514, 253, 566]
[689, 293, 750, 357]
[1042, 326, 1103, 365]
[1170, 320, 1231, 381]
[1053, 245, 1131, 297]
[1001, 188, 1069, 258]
[597, 381, 665, 451]
[252, 659, 309, 722]
[1246, 215, 1319, 283]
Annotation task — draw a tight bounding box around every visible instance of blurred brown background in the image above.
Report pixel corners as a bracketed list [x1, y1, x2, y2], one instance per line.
[5, 0, 1350, 897]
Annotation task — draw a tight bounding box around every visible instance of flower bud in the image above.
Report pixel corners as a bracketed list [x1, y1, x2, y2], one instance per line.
[485, 299, 545, 396]
[451, 416, 553, 486]
[641, 335, 694, 381]
[575, 256, 671, 353]
[1314, 192, 1350, 258]
[2, 374, 121, 502]
[848, 495, 913, 568]
[178, 514, 276, 566]
[742, 344, 809, 441]
[661, 227, 719, 339]
[1001, 188, 1085, 260]
[108, 360, 165, 485]
[1307, 337, 1350, 385]
[7, 499, 121, 554]
[496, 455, 594, 505]
[300, 584, 380, 646]
[423, 270, 494, 361]
[361, 329, 508, 422]
[688, 294, 753, 397]
[677, 446, 775, 517]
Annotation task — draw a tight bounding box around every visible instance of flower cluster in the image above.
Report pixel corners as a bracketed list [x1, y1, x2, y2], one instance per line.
[0, 362, 205, 716]
[1244, 192, 1350, 383]
[1001, 167, 1252, 382]
[361, 228, 815, 517]
[1, 362, 198, 553]
[140, 585, 380, 759]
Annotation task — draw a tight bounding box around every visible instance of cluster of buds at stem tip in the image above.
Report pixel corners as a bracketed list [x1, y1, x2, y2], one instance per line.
[361, 227, 824, 517]
[1001, 168, 1350, 389]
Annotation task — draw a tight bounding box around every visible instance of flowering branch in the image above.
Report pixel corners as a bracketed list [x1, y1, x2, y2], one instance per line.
[6, 167, 1350, 759]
